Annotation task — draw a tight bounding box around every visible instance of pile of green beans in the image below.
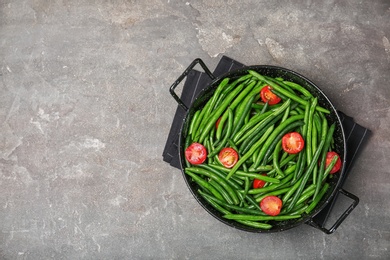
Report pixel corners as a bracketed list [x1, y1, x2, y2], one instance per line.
[184, 70, 339, 230]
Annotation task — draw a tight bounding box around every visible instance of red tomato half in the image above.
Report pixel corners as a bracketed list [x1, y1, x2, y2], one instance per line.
[253, 174, 267, 189]
[260, 85, 282, 105]
[215, 117, 222, 129]
[185, 142, 207, 165]
[325, 151, 342, 174]
[260, 196, 283, 216]
[282, 132, 305, 154]
[218, 147, 239, 168]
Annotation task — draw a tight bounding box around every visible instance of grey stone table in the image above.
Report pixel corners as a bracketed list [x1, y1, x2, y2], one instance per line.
[1, 0, 389, 259]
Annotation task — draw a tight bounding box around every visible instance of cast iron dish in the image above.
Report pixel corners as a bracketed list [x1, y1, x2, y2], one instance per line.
[170, 58, 358, 233]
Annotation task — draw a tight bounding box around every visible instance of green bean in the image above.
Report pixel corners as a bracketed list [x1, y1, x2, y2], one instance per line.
[184, 134, 192, 168]
[295, 184, 316, 206]
[248, 165, 274, 172]
[244, 194, 262, 211]
[259, 120, 304, 167]
[208, 179, 235, 205]
[321, 154, 339, 182]
[313, 113, 322, 140]
[239, 113, 284, 155]
[235, 171, 280, 183]
[248, 70, 330, 114]
[252, 115, 304, 169]
[273, 140, 284, 177]
[226, 125, 275, 180]
[233, 99, 291, 143]
[281, 186, 314, 214]
[220, 80, 257, 116]
[260, 101, 269, 114]
[215, 114, 228, 141]
[236, 220, 273, 229]
[227, 139, 240, 155]
[244, 111, 250, 125]
[281, 105, 291, 123]
[209, 164, 280, 184]
[188, 110, 201, 137]
[313, 117, 330, 198]
[200, 189, 272, 229]
[206, 78, 230, 115]
[285, 138, 325, 212]
[318, 123, 336, 181]
[217, 75, 250, 103]
[197, 164, 243, 187]
[231, 94, 257, 139]
[198, 189, 232, 215]
[280, 151, 289, 163]
[252, 102, 282, 111]
[286, 204, 309, 216]
[311, 119, 319, 185]
[302, 102, 310, 138]
[200, 190, 265, 215]
[223, 214, 301, 221]
[197, 81, 246, 143]
[278, 164, 297, 178]
[282, 176, 304, 204]
[255, 187, 292, 203]
[192, 78, 230, 141]
[191, 103, 211, 141]
[265, 75, 295, 94]
[282, 81, 313, 97]
[204, 140, 213, 164]
[185, 170, 224, 201]
[270, 88, 289, 101]
[306, 98, 318, 166]
[186, 167, 240, 205]
[305, 183, 330, 214]
[233, 81, 263, 122]
[216, 78, 256, 139]
[294, 106, 305, 115]
[243, 177, 250, 197]
[311, 116, 319, 156]
[249, 171, 294, 195]
[208, 108, 234, 158]
[292, 151, 305, 183]
[253, 154, 296, 174]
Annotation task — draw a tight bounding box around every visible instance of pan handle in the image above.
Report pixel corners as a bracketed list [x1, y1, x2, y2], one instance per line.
[169, 58, 216, 111]
[307, 188, 359, 234]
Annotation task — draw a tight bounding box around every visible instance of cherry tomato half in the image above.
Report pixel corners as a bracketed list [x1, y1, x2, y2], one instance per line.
[185, 142, 207, 165]
[282, 132, 305, 154]
[260, 85, 281, 105]
[260, 196, 283, 216]
[325, 151, 342, 174]
[215, 117, 222, 129]
[253, 174, 267, 189]
[218, 147, 239, 168]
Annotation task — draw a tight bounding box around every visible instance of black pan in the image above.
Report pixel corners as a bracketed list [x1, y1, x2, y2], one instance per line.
[170, 58, 358, 233]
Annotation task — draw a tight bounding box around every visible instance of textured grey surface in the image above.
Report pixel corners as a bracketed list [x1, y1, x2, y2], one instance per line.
[0, 0, 389, 259]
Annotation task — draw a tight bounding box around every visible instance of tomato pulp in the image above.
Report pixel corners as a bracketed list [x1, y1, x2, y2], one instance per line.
[260, 196, 283, 216]
[218, 147, 239, 168]
[282, 132, 305, 154]
[253, 174, 267, 189]
[325, 151, 342, 174]
[185, 142, 207, 165]
[215, 117, 222, 129]
[260, 85, 282, 105]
